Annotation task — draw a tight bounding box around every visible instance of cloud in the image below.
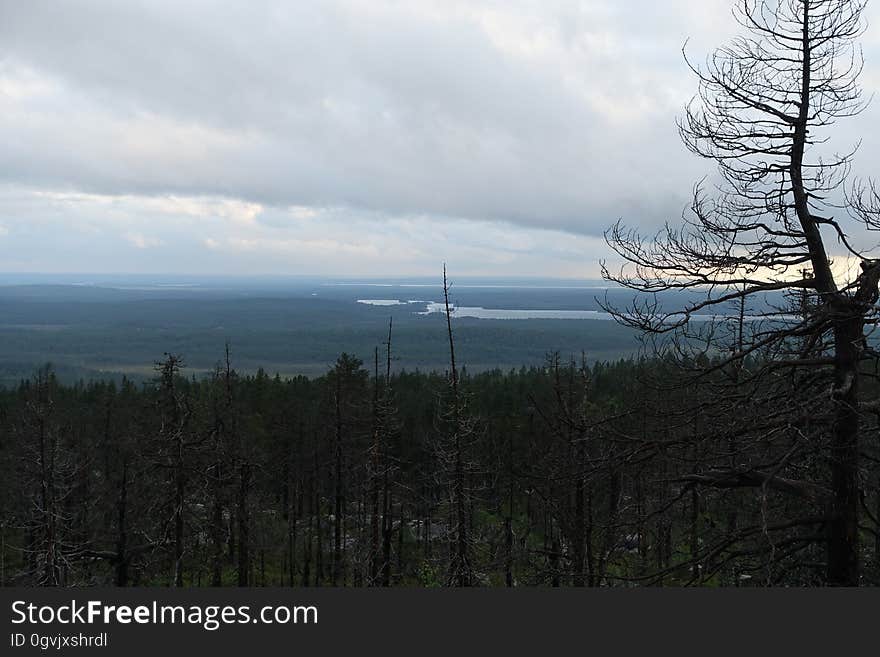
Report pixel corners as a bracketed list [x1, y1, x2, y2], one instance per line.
[0, 186, 608, 276]
[0, 0, 879, 275]
[124, 232, 164, 249]
[0, 0, 726, 233]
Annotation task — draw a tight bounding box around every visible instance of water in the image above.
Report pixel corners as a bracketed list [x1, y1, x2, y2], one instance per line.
[356, 299, 799, 323]
[356, 299, 409, 306]
[417, 302, 616, 320]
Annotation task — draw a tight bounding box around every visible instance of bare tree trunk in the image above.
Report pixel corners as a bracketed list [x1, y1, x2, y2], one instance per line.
[443, 265, 472, 587]
[38, 406, 61, 586]
[115, 461, 128, 587]
[301, 469, 314, 587]
[173, 432, 184, 587]
[333, 375, 344, 586]
[586, 485, 595, 587]
[370, 348, 381, 585]
[315, 446, 324, 587]
[288, 477, 298, 587]
[381, 488, 392, 587]
[236, 463, 250, 587]
[1, 521, 5, 587]
[827, 314, 861, 585]
[572, 440, 586, 587]
[397, 504, 405, 580]
[874, 482, 880, 574]
[210, 482, 224, 586]
[596, 467, 620, 586]
[550, 537, 560, 588]
[787, 3, 858, 586]
[505, 433, 515, 588]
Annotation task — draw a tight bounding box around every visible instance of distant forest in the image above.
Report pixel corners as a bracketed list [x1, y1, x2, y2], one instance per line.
[0, 282, 645, 387]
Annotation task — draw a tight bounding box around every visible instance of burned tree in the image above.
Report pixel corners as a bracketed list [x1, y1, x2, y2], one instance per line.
[206, 344, 237, 586]
[14, 367, 75, 585]
[603, 0, 877, 585]
[436, 266, 478, 586]
[368, 319, 398, 586]
[153, 354, 193, 587]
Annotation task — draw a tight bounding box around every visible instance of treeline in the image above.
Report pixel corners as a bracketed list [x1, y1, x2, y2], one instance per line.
[1, 344, 878, 587]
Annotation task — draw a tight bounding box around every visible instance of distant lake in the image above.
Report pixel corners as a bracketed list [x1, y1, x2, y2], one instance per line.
[357, 298, 610, 319]
[419, 302, 616, 320]
[356, 299, 798, 323]
[356, 299, 409, 306]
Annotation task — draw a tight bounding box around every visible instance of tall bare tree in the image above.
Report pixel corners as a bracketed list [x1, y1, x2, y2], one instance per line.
[154, 354, 192, 587]
[437, 266, 477, 586]
[16, 367, 74, 586]
[603, 0, 877, 585]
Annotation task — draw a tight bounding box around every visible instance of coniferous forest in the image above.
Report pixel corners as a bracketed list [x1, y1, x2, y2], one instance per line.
[5, 0, 880, 589]
[1, 291, 879, 587]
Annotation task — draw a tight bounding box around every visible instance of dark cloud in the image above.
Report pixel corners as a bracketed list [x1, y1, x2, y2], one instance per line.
[0, 0, 879, 275]
[0, 0, 724, 235]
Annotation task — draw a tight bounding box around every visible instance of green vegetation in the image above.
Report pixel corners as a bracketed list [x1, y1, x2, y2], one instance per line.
[0, 289, 642, 386]
[2, 349, 878, 587]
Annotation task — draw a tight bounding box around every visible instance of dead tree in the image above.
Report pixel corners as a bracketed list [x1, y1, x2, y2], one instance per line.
[207, 344, 236, 586]
[369, 319, 398, 586]
[602, 0, 876, 585]
[437, 265, 477, 586]
[154, 354, 192, 587]
[15, 367, 76, 585]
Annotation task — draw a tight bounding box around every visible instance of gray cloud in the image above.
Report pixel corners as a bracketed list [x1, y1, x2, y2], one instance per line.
[1, 0, 880, 275]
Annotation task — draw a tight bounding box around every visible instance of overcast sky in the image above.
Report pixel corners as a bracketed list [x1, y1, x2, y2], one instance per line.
[2, 0, 880, 278]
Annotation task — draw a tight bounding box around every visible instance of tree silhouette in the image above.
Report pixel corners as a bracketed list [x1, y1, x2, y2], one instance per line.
[603, 0, 877, 585]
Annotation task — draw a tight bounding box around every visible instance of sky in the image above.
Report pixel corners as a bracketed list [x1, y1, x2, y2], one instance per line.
[2, 0, 880, 278]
